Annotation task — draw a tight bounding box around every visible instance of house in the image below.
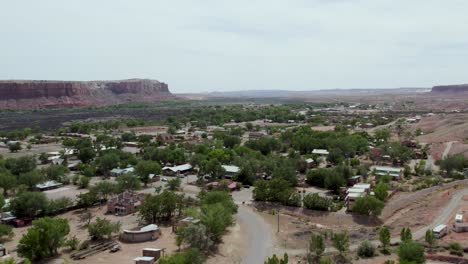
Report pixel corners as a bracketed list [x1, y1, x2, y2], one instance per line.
[162, 164, 192, 176]
[134, 256, 154, 264]
[312, 149, 329, 156]
[305, 158, 316, 169]
[345, 183, 371, 211]
[433, 224, 448, 238]
[110, 167, 135, 177]
[455, 214, 463, 223]
[347, 175, 362, 186]
[371, 166, 403, 181]
[222, 165, 240, 178]
[107, 192, 146, 216]
[122, 224, 161, 243]
[454, 214, 468, 233]
[142, 248, 162, 262]
[35, 180, 63, 191]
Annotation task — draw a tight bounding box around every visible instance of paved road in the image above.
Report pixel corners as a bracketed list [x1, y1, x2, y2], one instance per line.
[237, 205, 273, 264]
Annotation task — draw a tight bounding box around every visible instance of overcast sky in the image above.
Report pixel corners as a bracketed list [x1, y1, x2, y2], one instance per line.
[1, 0, 467, 93]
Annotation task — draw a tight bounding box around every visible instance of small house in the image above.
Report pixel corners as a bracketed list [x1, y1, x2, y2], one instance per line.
[134, 256, 154, 264]
[142, 248, 162, 261]
[110, 167, 135, 177]
[371, 166, 403, 181]
[35, 180, 63, 192]
[122, 224, 161, 243]
[305, 158, 316, 169]
[222, 165, 240, 178]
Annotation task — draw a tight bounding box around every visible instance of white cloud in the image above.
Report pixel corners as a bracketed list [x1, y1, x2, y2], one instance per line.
[0, 0, 467, 92]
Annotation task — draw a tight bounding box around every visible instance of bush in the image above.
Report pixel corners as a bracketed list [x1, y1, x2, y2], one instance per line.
[303, 193, 332, 211]
[357, 240, 375, 258]
[398, 241, 425, 264]
[448, 242, 463, 256]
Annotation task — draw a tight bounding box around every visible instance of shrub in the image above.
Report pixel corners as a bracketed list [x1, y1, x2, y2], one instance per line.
[448, 242, 463, 256]
[357, 240, 375, 258]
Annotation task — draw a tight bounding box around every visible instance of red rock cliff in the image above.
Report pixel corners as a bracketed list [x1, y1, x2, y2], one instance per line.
[431, 84, 468, 94]
[0, 79, 174, 108]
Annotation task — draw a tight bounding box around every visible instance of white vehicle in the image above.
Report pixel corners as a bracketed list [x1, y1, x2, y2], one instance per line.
[162, 177, 168, 182]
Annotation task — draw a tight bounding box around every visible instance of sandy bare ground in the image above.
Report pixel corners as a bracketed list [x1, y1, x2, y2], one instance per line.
[0, 142, 63, 159]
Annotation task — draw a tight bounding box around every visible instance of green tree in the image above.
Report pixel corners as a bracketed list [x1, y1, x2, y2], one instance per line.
[5, 156, 36, 175]
[374, 128, 391, 143]
[135, 160, 162, 186]
[332, 231, 349, 256]
[18, 170, 45, 189]
[9, 192, 49, 218]
[0, 172, 17, 196]
[0, 224, 13, 242]
[17, 217, 70, 261]
[166, 177, 182, 191]
[425, 229, 435, 251]
[308, 233, 325, 262]
[303, 193, 332, 211]
[8, 142, 22, 153]
[79, 176, 90, 189]
[88, 217, 120, 240]
[398, 241, 425, 264]
[324, 172, 346, 193]
[77, 147, 96, 163]
[177, 223, 214, 252]
[440, 154, 466, 175]
[400, 227, 412, 242]
[378, 226, 391, 253]
[374, 182, 389, 201]
[116, 174, 141, 193]
[352, 196, 384, 217]
[201, 203, 234, 241]
[159, 248, 204, 264]
[264, 253, 289, 264]
[96, 153, 120, 176]
[90, 180, 117, 200]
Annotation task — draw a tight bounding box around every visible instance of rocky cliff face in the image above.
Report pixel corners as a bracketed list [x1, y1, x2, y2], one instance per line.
[0, 79, 174, 108]
[431, 84, 468, 94]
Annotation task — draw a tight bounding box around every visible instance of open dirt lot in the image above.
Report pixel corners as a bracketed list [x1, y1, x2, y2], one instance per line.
[0, 142, 63, 159]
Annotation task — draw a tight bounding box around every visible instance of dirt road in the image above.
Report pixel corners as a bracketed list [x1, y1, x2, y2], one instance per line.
[237, 205, 273, 264]
[442, 141, 456, 159]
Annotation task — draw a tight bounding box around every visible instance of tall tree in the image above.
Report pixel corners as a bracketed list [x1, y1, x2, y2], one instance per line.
[135, 160, 161, 186]
[17, 218, 70, 261]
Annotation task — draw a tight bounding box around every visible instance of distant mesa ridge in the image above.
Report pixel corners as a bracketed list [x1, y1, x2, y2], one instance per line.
[0, 79, 174, 108]
[431, 84, 468, 94]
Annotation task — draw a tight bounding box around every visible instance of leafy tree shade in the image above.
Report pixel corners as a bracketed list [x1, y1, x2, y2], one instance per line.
[400, 227, 412, 242]
[0, 172, 17, 196]
[332, 232, 349, 256]
[78, 147, 96, 163]
[303, 193, 332, 211]
[10, 192, 49, 218]
[96, 153, 120, 176]
[8, 142, 21, 153]
[264, 253, 289, 264]
[440, 154, 466, 175]
[374, 182, 389, 201]
[116, 174, 141, 193]
[159, 249, 204, 264]
[166, 177, 181, 191]
[253, 178, 295, 205]
[0, 223, 13, 242]
[5, 156, 36, 176]
[308, 233, 325, 261]
[177, 223, 215, 252]
[425, 229, 436, 251]
[379, 226, 391, 252]
[17, 217, 70, 261]
[88, 217, 120, 240]
[201, 203, 234, 241]
[135, 160, 162, 186]
[352, 196, 384, 217]
[398, 241, 425, 264]
[139, 191, 184, 223]
[18, 170, 45, 189]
